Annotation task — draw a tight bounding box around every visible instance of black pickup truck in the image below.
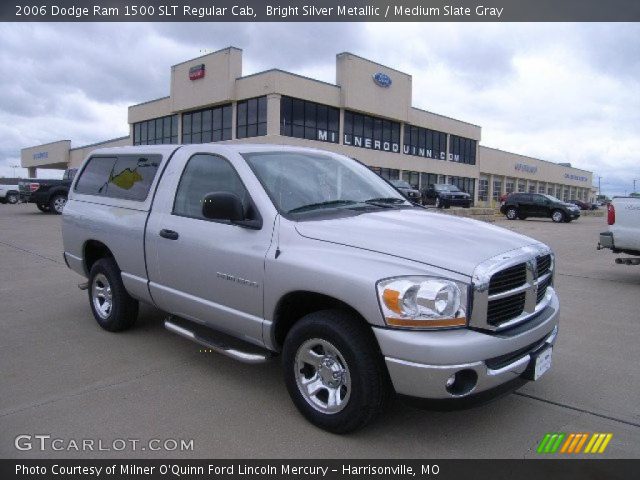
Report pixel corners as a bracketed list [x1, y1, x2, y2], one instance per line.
[19, 168, 77, 214]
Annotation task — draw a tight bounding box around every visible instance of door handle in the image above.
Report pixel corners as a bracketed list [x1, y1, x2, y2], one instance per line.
[159, 229, 179, 240]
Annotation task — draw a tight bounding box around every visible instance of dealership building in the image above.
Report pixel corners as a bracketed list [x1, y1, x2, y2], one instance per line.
[21, 46, 595, 205]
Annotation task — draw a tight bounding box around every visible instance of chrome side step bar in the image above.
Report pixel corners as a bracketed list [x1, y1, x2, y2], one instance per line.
[164, 316, 273, 364]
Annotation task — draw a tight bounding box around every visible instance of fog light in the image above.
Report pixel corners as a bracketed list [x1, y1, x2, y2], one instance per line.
[446, 375, 456, 388]
[445, 369, 478, 397]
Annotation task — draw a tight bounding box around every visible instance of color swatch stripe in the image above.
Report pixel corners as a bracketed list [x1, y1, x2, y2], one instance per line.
[538, 432, 612, 454]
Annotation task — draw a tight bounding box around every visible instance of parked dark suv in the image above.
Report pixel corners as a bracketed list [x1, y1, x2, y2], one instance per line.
[500, 193, 581, 223]
[422, 183, 472, 209]
[389, 179, 421, 203]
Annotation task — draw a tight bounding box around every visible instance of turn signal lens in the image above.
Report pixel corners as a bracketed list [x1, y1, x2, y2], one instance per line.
[377, 277, 468, 329]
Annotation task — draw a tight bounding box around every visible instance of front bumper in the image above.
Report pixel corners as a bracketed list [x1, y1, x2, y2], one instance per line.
[568, 210, 581, 219]
[373, 292, 559, 400]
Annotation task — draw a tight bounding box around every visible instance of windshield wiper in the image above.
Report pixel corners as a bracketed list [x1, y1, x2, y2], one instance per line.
[287, 199, 357, 213]
[364, 197, 407, 206]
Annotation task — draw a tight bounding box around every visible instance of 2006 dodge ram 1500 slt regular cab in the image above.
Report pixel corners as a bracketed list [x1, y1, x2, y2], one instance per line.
[62, 144, 559, 432]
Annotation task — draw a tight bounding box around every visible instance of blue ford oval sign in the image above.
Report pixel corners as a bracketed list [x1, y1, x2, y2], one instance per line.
[373, 72, 392, 88]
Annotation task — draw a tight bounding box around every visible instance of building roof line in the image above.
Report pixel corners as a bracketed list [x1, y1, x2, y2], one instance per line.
[336, 52, 412, 77]
[480, 145, 593, 174]
[128, 96, 170, 109]
[21, 139, 70, 151]
[70, 136, 130, 152]
[171, 46, 243, 68]
[238, 68, 341, 89]
[410, 106, 482, 129]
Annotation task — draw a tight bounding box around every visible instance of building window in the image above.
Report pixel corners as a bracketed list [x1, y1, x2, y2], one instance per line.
[402, 170, 420, 189]
[237, 96, 267, 139]
[280, 96, 339, 143]
[343, 111, 400, 153]
[420, 172, 439, 191]
[133, 115, 178, 145]
[448, 135, 477, 165]
[182, 104, 232, 144]
[563, 187, 569, 201]
[518, 180, 526, 193]
[403, 125, 447, 160]
[548, 186, 554, 196]
[506, 178, 515, 194]
[528, 184, 536, 193]
[538, 183, 546, 194]
[449, 176, 476, 200]
[492, 179, 502, 201]
[370, 167, 400, 180]
[478, 177, 489, 202]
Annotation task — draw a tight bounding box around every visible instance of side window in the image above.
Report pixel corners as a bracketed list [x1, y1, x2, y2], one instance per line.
[107, 155, 160, 201]
[173, 154, 249, 220]
[75, 157, 117, 195]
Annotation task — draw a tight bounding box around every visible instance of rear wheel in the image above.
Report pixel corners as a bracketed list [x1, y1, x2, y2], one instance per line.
[551, 210, 565, 223]
[50, 194, 67, 214]
[6, 193, 18, 204]
[88, 258, 138, 331]
[283, 310, 391, 433]
[506, 207, 518, 220]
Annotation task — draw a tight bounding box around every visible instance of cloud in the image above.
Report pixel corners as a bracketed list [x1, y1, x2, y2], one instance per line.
[0, 22, 638, 195]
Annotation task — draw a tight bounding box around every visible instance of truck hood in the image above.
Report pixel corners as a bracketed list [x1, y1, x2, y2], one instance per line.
[295, 208, 540, 276]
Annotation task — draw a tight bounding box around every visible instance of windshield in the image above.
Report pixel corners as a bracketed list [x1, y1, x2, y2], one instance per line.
[543, 194, 562, 203]
[390, 179, 412, 189]
[436, 184, 461, 192]
[243, 151, 407, 215]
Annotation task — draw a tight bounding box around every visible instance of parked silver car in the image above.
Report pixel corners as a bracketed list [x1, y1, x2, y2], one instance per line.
[62, 144, 559, 432]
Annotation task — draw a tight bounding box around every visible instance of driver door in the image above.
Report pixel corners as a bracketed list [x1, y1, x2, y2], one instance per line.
[145, 152, 274, 345]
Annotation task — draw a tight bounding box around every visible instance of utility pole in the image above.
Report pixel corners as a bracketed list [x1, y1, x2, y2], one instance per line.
[634, 178, 639, 194]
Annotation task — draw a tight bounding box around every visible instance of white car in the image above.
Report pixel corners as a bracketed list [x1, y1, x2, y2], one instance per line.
[598, 197, 640, 265]
[0, 184, 19, 204]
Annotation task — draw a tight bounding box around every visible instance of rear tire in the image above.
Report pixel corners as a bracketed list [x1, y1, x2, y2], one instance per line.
[88, 258, 138, 332]
[506, 207, 518, 220]
[551, 210, 565, 223]
[6, 193, 18, 204]
[50, 194, 67, 215]
[283, 310, 391, 433]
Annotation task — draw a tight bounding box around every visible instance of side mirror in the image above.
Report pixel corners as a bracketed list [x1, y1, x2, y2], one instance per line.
[202, 192, 244, 222]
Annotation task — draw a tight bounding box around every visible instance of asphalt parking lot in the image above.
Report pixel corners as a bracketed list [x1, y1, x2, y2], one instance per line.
[0, 204, 638, 458]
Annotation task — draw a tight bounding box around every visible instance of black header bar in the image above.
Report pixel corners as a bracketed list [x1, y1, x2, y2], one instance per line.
[3, 0, 640, 22]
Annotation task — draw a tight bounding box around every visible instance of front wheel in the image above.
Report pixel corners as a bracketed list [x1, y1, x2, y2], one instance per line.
[49, 194, 67, 214]
[88, 258, 138, 331]
[506, 207, 518, 220]
[283, 310, 391, 433]
[551, 209, 565, 223]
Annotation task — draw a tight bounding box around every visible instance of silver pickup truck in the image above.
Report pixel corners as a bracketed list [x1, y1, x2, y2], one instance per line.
[62, 144, 559, 432]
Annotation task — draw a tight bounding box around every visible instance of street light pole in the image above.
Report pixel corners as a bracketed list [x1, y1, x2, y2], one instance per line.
[10, 165, 20, 178]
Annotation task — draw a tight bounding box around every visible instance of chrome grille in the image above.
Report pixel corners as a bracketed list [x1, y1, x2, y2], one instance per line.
[488, 263, 527, 295]
[487, 292, 526, 326]
[471, 245, 555, 331]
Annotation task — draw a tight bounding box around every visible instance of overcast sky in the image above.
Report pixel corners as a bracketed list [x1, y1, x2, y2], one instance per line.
[1, 22, 638, 196]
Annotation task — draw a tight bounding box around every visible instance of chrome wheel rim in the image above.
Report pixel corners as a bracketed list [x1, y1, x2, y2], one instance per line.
[91, 273, 113, 319]
[53, 197, 66, 213]
[507, 208, 517, 219]
[552, 211, 563, 222]
[295, 338, 351, 414]
[7, 194, 18, 204]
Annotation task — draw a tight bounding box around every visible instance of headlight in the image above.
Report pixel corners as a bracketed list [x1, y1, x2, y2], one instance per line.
[376, 276, 468, 329]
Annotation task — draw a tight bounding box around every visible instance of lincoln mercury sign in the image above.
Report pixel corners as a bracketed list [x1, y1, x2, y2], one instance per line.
[515, 163, 538, 174]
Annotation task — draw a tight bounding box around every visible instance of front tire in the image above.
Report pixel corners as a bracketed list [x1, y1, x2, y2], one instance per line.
[88, 258, 138, 332]
[551, 209, 565, 223]
[283, 310, 391, 433]
[506, 207, 518, 220]
[50, 194, 67, 214]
